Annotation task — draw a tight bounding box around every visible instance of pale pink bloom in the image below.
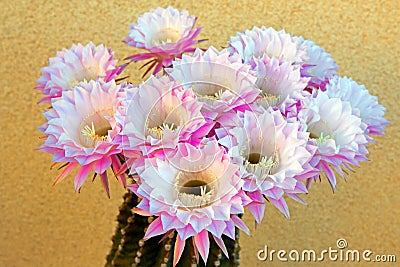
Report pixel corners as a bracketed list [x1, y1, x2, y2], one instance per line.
[36, 42, 121, 103]
[129, 139, 251, 265]
[125, 6, 205, 75]
[298, 90, 368, 189]
[117, 75, 210, 159]
[297, 37, 339, 90]
[252, 56, 310, 114]
[216, 109, 317, 222]
[166, 47, 260, 118]
[228, 26, 308, 65]
[325, 76, 389, 139]
[39, 79, 130, 196]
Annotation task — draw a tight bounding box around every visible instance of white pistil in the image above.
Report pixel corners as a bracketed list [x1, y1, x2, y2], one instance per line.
[196, 89, 224, 100]
[314, 132, 333, 145]
[177, 187, 214, 209]
[174, 171, 215, 209]
[195, 89, 225, 105]
[214, 89, 224, 100]
[245, 151, 280, 178]
[147, 122, 176, 139]
[309, 119, 334, 145]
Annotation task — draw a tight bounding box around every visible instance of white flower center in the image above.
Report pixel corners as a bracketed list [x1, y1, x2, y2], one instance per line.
[312, 132, 333, 145]
[195, 88, 225, 105]
[146, 122, 177, 139]
[243, 151, 280, 178]
[79, 108, 113, 147]
[175, 170, 216, 209]
[70, 66, 101, 88]
[71, 78, 89, 88]
[308, 120, 334, 145]
[191, 81, 234, 106]
[151, 28, 181, 45]
[256, 76, 284, 107]
[256, 92, 281, 108]
[145, 104, 186, 139]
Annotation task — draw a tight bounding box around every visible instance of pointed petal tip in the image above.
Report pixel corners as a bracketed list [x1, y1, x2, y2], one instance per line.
[53, 162, 77, 186]
[173, 234, 185, 267]
[143, 217, 165, 240]
[213, 235, 229, 259]
[132, 207, 152, 217]
[193, 230, 210, 264]
[100, 172, 110, 198]
[231, 215, 250, 236]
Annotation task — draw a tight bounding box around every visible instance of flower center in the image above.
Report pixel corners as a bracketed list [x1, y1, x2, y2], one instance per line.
[152, 28, 181, 45]
[244, 151, 280, 177]
[71, 78, 89, 88]
[146, 122, 177, 139]
[175, 170, 216, 209]
[310, 132, 333, 145]
[308, 120, 334, 145]
[70, 65, 101, 88]
[192, 81, 233, 106]
[247, 153, 262, 164]
[199, 88, 224, 99]
[255, 75, 285, 107]
[79, 108, 113, 147]
[180, 180, 210, 196]
[256, 92, 281, 108]
[146, 103, 185, 139]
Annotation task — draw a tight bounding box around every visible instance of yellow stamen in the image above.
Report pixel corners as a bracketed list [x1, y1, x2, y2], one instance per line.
[257, 92, 281, 107]
[71, 78, 89, 88]
[81, 122, 109, 147]
[147, 122, 176, 139]
[79, 108, 113, 147]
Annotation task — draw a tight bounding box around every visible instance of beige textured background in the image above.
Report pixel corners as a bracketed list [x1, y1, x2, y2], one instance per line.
[1, 0, 399, 266]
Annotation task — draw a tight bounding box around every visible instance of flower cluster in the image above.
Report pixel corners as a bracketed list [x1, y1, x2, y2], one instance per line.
[37, 6, 388, 266]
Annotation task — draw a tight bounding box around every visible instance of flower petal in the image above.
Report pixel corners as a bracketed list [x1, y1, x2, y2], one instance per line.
[74, 164, 92, 191]
[100, 172, 110, 198]
[143, 217, 165, 240]
[173, 234, 185, 267]
[193, 230, 210, 263]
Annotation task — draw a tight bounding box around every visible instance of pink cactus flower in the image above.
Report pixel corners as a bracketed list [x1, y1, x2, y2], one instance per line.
[325, 76, 389, 139]
[129, 139, 251, 265]
[216, 108, 317, 222]
[166, 47, 260, 118]
[228, 26, 308, 66]
[117, 75, 210, 160]
[39, 79, 130, 196]
[252, 56, 310, 114]
[125, 6, 205, 76]
[36, 42, 121, 103]
[297, 36, 339, 90]
[298, 90, 369, 189]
